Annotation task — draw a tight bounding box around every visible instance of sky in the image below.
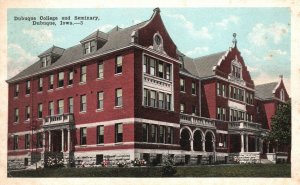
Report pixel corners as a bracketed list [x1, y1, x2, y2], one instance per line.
[7, 8, 291, 93]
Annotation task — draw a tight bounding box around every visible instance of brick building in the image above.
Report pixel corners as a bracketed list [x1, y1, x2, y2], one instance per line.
[7, 8, 289, 169]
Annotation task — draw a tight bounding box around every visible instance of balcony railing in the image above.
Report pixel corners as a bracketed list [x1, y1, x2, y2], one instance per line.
[228, 121, 261, 131]
[180, 114, 215, 128]
[43, 113, 74, 126]
[143, 73, 172, 93]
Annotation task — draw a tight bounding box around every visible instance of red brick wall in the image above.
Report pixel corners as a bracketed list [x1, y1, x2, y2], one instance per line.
[201, 79, 217, 118]
[179, 74, 199, 115]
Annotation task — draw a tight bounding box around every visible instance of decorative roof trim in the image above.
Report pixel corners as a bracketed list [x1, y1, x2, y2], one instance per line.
[272, 78, 282, 94]
[216, 47, 232, 67]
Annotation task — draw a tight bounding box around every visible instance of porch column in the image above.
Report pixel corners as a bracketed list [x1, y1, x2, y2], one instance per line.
[245, 134, 249, 152]
[67, 129, 71, 152]
[240, 132, 244, 153]
[259, 138, 263, 153]
[42, 132, 46, 152]
[48, 131, 51, 152]
[61, 129, 64, 152]
[190, 139, 194, 151]
[202, 139, 206, 152]
[212, 139, 216, 152]
[255, 136, 258, 152]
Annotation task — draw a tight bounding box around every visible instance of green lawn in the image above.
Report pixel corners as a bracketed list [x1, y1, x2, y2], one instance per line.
[8, 164, 291, 177]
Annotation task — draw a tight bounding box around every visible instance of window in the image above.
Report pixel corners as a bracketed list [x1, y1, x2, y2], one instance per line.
[14, 108, 19, 122]
[150, 91, 156, 107]
[68, 97, 73, 113]
[158, 62, 164, 78]
[37, 78, 43, 92]
[192, 82, 196, 95]
[38, 103, 43, 118]
[150, 124, 157, 143]
[98, 62, 104, 79]
[217, 107, 226, 120]
[49, 75, 54, 90]
[80, 65, 86, 83]
[192, 105, 197, 115]
[159, 125, 165, 143]
[13, 135, 18, 150]
[249, 93, 253, 104]
[68, 70, 73, 85]
[217, 83, 221, 96]
[180, 78, 185, 92]
[97, 125, 104, 144]
[14, 84, 19, 97]
[218, 134, 227, 148]
[166, 64, 171, 80]
[115, 88, 122, 107]
[232, 64, 241, 79]
[222, 84, 226, 97]
[25, 106, 30, 120]
[143, 58, 148, 73]
[84, 40, 97, 54]
[58, 72, 64, 87]
[26, 80, 30, 94]
[80, 127, 87, 145]
[42, 55, 51, 67]
[58, 99, 64, 114]
[166, 94, 171, 110]
[142, 123, 148, 142]
[150, 58, 156, 76]
[143, 89, 149, 106]
[115, 123, 123, 143]
[36, 133, 43, 148]
[180, 103, 185, 113]
[166, 127, 173, 144]
[49, 101, 54, 116]
[97, 92, 104, 110]
[280, 89, 285, 101]
[115, 56, 122, 74]
[25, 134, 30, 149]
[80, 95, 86, 112]
[158, 92, 164, 109]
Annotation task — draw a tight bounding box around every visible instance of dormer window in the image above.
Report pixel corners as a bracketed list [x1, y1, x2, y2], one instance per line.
[42, 55, 51, 67]
[39, 46, 65, 68]
[231, 57, 242, 79]
[84, 40, 97, 54]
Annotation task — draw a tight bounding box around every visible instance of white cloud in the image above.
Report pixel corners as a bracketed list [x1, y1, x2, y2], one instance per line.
[216, 15, 240, 29]
[98, 24, 115, 32]
[248, 22, 289, 46]
[7, 44, 38, 78]
[166, 14, 212, 39]
[263, 49, 287, 61]
[241, 48, 252, 56]
[185, 47, 209, 57]
[22, 28, 54, 45]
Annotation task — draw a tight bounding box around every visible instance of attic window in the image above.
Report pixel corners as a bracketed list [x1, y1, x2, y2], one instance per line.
[231, 57, 241, 79]
[41, 55, 51, 67]
[84, 40, 97, 54]
[280, 89, 285, 101]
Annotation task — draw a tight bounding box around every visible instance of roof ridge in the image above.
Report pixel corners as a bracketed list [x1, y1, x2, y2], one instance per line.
[255, 81, 278, 87]
[194, 51, 226, 61]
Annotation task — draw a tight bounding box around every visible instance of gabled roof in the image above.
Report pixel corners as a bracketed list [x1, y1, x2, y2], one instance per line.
[183, 51, 226, 78]
[38, 45, 65, 57]
[7, 16, 149, 83]
[255, 82, 278, 100]
[80, 30, 108, 43]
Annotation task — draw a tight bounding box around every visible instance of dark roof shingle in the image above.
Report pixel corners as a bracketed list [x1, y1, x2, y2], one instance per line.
[255, 82, 278, 100]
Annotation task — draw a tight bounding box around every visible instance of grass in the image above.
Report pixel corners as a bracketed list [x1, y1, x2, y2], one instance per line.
[8, 164, 291, 177]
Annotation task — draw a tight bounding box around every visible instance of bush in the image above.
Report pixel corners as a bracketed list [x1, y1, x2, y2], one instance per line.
[161, 157, 177, 177]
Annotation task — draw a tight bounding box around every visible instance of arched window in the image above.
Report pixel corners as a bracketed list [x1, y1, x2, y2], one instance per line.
[231, 57, 242, 79]
[280, 89, 285, 101]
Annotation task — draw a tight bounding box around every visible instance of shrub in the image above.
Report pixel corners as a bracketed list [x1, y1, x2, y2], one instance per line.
[161, 156, 177, 177]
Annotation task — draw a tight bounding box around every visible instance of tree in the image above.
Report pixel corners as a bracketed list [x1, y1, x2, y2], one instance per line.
[268, 101, 291, 147]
